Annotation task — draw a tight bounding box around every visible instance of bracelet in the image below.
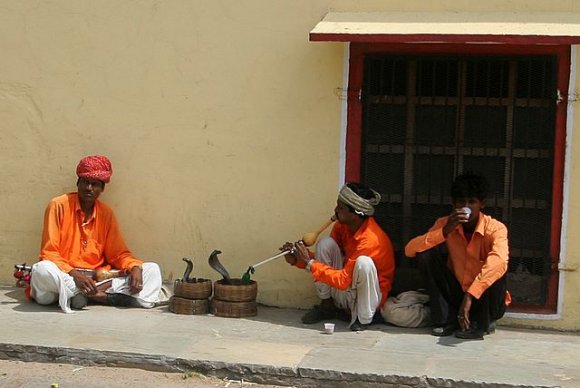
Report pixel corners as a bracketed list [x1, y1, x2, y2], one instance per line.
[305, 259, 314, 272]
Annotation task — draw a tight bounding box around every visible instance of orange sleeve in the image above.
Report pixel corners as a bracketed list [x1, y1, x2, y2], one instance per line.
[404, 217, 447, 258]
[310, 256, 355, 290]
[307, 219, 395, 307]
[467, 223, 509, 299]
[101, 211, 142, 271]
[40, 200, 74, 273]
[308, 224, 353, 290]
[309, 235, 381, 291]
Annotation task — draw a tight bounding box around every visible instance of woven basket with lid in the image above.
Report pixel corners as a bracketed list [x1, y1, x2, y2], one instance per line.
[213, 279, 257, 302]
[211, 298, 257, 318]
[174, 278, 212, 300]
[169, 296, 209, 315]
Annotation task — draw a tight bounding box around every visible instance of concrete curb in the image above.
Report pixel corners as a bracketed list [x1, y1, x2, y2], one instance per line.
[0, 343, 547, 388]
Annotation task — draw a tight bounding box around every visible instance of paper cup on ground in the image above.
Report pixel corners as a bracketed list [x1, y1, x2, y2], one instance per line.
[324, 323, 335, 334]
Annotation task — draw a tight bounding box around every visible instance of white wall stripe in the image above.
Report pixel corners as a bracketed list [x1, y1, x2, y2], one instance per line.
[338, 42, 350, 188]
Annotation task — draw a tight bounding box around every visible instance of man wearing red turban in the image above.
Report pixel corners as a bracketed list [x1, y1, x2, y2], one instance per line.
[30, 155, 162, 313]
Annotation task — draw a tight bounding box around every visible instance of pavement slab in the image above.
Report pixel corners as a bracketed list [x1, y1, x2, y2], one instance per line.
[1, 285, 579, 387]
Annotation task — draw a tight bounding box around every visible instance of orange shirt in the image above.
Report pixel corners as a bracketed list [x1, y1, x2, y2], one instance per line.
[39, 193, 142, 273]
[307, 217, 395, 307]
[404, 213, 509, 299]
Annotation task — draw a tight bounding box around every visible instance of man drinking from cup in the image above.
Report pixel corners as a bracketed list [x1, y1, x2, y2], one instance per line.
[405, 173, 510, 339]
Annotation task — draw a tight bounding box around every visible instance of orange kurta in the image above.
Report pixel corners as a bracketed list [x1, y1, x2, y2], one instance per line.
[404, 213, 509, 299]
[304, 217, 395, 307]
[39, 193, 142, 273]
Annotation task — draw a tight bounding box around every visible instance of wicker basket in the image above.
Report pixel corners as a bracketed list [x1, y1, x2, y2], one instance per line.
[169, 296, 209, 315]
[211, 298, 257, 318]
[213, 279, 257, 302]
[174, 278, 212, 300]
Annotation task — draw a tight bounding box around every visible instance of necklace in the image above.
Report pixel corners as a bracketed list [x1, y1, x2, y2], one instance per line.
[80, 218, 93, 250]
[78, 206, 94, 251]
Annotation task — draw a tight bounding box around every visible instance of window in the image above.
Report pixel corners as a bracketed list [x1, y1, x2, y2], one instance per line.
[346, 44, 570, 313]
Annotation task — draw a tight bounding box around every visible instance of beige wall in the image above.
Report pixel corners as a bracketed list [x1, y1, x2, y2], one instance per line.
[0, 1, 348, 311]
[1, 1, 579, 329]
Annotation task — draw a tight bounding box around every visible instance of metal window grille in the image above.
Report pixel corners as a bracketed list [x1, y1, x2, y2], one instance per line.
[360, 55, 557, 308]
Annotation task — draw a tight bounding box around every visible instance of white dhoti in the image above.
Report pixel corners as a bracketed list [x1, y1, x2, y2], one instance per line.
[30, 260, 162, 314]
[314, 236, 382, 325]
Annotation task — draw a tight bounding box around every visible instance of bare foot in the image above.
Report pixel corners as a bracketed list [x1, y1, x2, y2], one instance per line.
[87, 290, 108, 304]
[87, 280, 112, 304]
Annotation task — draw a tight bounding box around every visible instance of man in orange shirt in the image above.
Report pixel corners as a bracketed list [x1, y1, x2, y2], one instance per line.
[405, 173, 509, 339]
[282, 183, 395, 331]
[30, 155, 162, 313]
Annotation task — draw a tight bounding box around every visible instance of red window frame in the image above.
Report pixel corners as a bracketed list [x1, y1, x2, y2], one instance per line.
[345, 43, 570, 313]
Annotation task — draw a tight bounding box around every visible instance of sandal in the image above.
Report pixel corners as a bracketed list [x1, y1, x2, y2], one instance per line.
[455, 321, 496, 339]
[350, 319, 371, 332]
[454, 327, 484, 340]
[431, 323, 458, 337]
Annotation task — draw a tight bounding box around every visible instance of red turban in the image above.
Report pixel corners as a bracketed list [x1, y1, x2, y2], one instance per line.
[76, 155, 113, 183]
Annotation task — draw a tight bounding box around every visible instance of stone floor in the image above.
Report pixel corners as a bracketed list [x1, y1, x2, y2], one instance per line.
[1, 285, 579, 387]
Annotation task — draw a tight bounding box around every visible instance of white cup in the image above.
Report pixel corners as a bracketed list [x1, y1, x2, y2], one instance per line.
[456, 207, 471, 222]
[323, 322, 335, 334]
